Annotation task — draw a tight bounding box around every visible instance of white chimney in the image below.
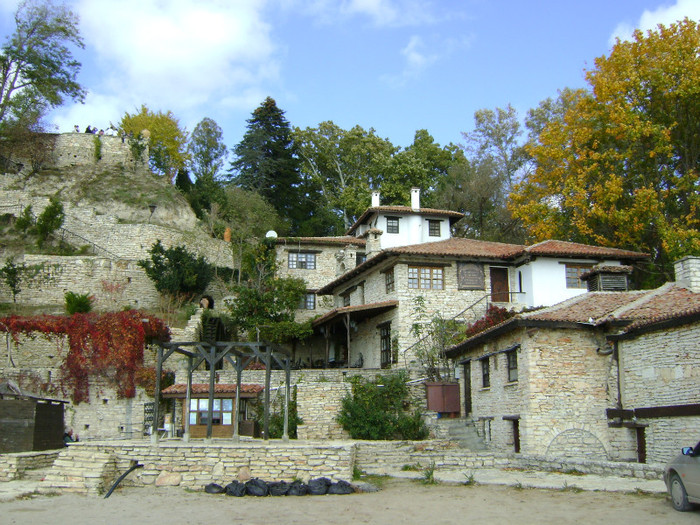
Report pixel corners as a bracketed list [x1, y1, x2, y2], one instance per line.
[674, 256, 700, 293]
[411, 187, 420, 210]
[371, 191, 380, 207]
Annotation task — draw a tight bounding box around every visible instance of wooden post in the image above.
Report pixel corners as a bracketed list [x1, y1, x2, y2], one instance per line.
[151, 345, 163, 445]
[233, 356, 242, 443]
[283, 360, 290, 442]
[183, 355, 193, 443]
[263, 345, 271, 440]
[206, 343, 216, 440]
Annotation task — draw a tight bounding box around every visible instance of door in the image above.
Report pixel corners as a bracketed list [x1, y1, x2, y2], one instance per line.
[463, 362, 472, 416]
[490, 267, 509, 302]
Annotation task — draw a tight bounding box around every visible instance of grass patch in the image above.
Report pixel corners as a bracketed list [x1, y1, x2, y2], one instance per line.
[463, 471, 476, 486]
[401, 463, 422, 471]
[356, 474, 390, 488]
[421, 462, 438, 485]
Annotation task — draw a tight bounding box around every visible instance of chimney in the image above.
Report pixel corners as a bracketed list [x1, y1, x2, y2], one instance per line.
[371, 191, 380, 207]
[411, 187, 420, 210]
[674, 256, 700, 293]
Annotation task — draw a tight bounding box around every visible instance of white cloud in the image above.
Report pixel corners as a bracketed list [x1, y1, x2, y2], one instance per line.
[380, 34, 440, 87]
[50, 0, 279, 133]
[293, 0, 438, 27]
[609, 0, 700, 45]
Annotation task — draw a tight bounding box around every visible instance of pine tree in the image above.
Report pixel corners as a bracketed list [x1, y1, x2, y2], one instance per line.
[228, 97, 304, 231]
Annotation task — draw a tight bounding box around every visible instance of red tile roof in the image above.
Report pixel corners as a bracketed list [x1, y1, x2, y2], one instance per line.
[446, 283, 700, 355]
[312, 300, 399, 327]
[276, 236, 365, 247]
[161, 383, 263, 397]
[525, 240, 648, 259]
[392, 237, 524, 259]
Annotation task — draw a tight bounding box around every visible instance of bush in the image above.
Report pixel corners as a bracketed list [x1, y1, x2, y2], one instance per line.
[65, 291, 93, 314]
[337, 371, 428, 440]
[14, 205, 34, 232]
[36, 198, 65, 247]
[138, 240, 214, 299]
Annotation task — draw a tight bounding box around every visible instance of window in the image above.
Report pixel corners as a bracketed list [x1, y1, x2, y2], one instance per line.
[380, 323, 392, 368]
[386, 216, 400, 234]
[506, 349, 518, 382]
[385, 268, 395, 293]
[408, 266, 444, 290]
[299, 293, 316, 310]
[288, 252, 316, 270]
[565, 263, 593, 288]
[342, 294, 351, 307]
[481, 358, 490, 388]
[189, 398, 234, 426]
[428, 220, 441, 237]
[356, 253, 367, 265]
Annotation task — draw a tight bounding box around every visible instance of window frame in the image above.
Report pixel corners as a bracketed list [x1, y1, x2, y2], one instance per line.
[386, 216, 400, 234]
[408, 266, 444, 290]
[288, 252, 317, 270]
[385, 268, 395, 293]
[506, 349, 518, 383]
[299, 293, 316, 310]
[565, 263, 593, 289]
[481, 357, 490, 388]
[428, 219, 441, 237]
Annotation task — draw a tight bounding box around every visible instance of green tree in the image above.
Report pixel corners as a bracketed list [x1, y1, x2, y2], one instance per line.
[511, 19, 700, 284]
[0, 0, 85, 127]
[229, 97, 307, 232]
[138, 240, 213, 299]
[119, 104, 189, 180]
[187, 117, 228, 182]
[224, 238, 310, 343]
[294, 121, 397, 229]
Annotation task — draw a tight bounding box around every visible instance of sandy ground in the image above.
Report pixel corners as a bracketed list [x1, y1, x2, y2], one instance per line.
[0, 478, 696, 525]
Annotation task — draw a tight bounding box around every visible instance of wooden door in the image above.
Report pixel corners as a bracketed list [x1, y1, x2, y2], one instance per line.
[490, 267, 509, 302]
[463, 362, 472, 416]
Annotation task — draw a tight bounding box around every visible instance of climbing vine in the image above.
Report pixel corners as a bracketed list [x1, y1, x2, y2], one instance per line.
[0, 310, 171, 403]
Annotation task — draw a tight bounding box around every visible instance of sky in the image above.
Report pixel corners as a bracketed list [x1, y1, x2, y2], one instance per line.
[1, 0, 699, 152]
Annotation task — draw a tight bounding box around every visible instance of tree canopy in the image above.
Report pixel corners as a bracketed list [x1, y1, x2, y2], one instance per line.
[511, 19, 700, 284]
[119, 104, 189, 180]
[0, 0, 85, 129]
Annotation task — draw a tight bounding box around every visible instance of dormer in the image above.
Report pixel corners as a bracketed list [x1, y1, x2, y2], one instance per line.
[346, 188, 464, 250]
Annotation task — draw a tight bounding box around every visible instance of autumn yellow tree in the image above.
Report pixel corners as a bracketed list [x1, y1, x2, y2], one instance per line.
[120, 105, 189, 181]
[511, 18, 700, 284]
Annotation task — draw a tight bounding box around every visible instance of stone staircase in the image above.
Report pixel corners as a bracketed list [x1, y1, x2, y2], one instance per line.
[436, 418, 488, 451]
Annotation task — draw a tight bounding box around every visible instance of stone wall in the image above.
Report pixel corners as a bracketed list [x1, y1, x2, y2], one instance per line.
[619, 322, 700, 463]
[296, 382, 351, 440]
[45, 440, 355, 494]
[0, 450, 61, 481]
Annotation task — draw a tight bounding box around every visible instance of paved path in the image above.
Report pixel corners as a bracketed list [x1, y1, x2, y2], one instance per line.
[0, 467, 666, 502]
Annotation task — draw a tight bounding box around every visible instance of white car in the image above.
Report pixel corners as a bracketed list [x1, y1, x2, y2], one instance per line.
[664, 442, 700, 511]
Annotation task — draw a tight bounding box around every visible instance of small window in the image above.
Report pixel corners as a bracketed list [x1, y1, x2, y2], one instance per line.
[565, 263, 592, 288]
[385, 268, 395, 293]
[506, 349, 518, 382]
[481, 358, 490, 388]
[299, 293, 316, 310]
[288, 252, 316, 270]
[342, 294, 351, 307]
[386, 217, 400, 234]
[356, 253, 367, 265]
[408, 266, 444, 290]
[428, 220, 441, 237]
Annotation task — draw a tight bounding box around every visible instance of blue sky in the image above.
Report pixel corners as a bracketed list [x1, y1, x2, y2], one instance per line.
[1, 0, 699, 151]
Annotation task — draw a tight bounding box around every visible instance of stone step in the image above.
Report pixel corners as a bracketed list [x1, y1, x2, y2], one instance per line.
[436, 418, 488, 451]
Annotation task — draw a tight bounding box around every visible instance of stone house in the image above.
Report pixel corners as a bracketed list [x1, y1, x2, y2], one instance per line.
[278, 189, 648, 371]
[444, 256, 700, 464]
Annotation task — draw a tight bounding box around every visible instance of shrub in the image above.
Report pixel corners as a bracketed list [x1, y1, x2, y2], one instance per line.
[65, 291, 93, 314]
[14, 205, 34, 232]
[36, 198, 65, 247]
[138, 240, 214, 299]
[337, 371, 428, 440]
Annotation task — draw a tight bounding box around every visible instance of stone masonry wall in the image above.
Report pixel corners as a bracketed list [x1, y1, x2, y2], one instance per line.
[296, 382, 351, 440]
[619, 322, 700, 463]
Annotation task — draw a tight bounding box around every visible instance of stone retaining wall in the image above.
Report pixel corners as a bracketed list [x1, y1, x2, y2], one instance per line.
[0, 450, 61, 481]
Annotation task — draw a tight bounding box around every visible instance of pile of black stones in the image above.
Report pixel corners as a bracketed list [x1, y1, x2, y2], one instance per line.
[204, 477, 355, 497]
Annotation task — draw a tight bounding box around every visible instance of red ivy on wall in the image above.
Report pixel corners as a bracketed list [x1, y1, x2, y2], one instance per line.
[0, 310, 170, 403]
[463, 305, 517, 338]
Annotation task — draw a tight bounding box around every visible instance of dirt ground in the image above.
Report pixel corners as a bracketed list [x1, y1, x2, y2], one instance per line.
[1, 478, 696, 525]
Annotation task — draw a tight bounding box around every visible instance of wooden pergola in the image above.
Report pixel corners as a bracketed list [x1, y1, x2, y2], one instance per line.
[152, 340, 292, 443]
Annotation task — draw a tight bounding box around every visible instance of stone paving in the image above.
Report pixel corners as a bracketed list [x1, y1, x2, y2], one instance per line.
[0, 465, 667, 502]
